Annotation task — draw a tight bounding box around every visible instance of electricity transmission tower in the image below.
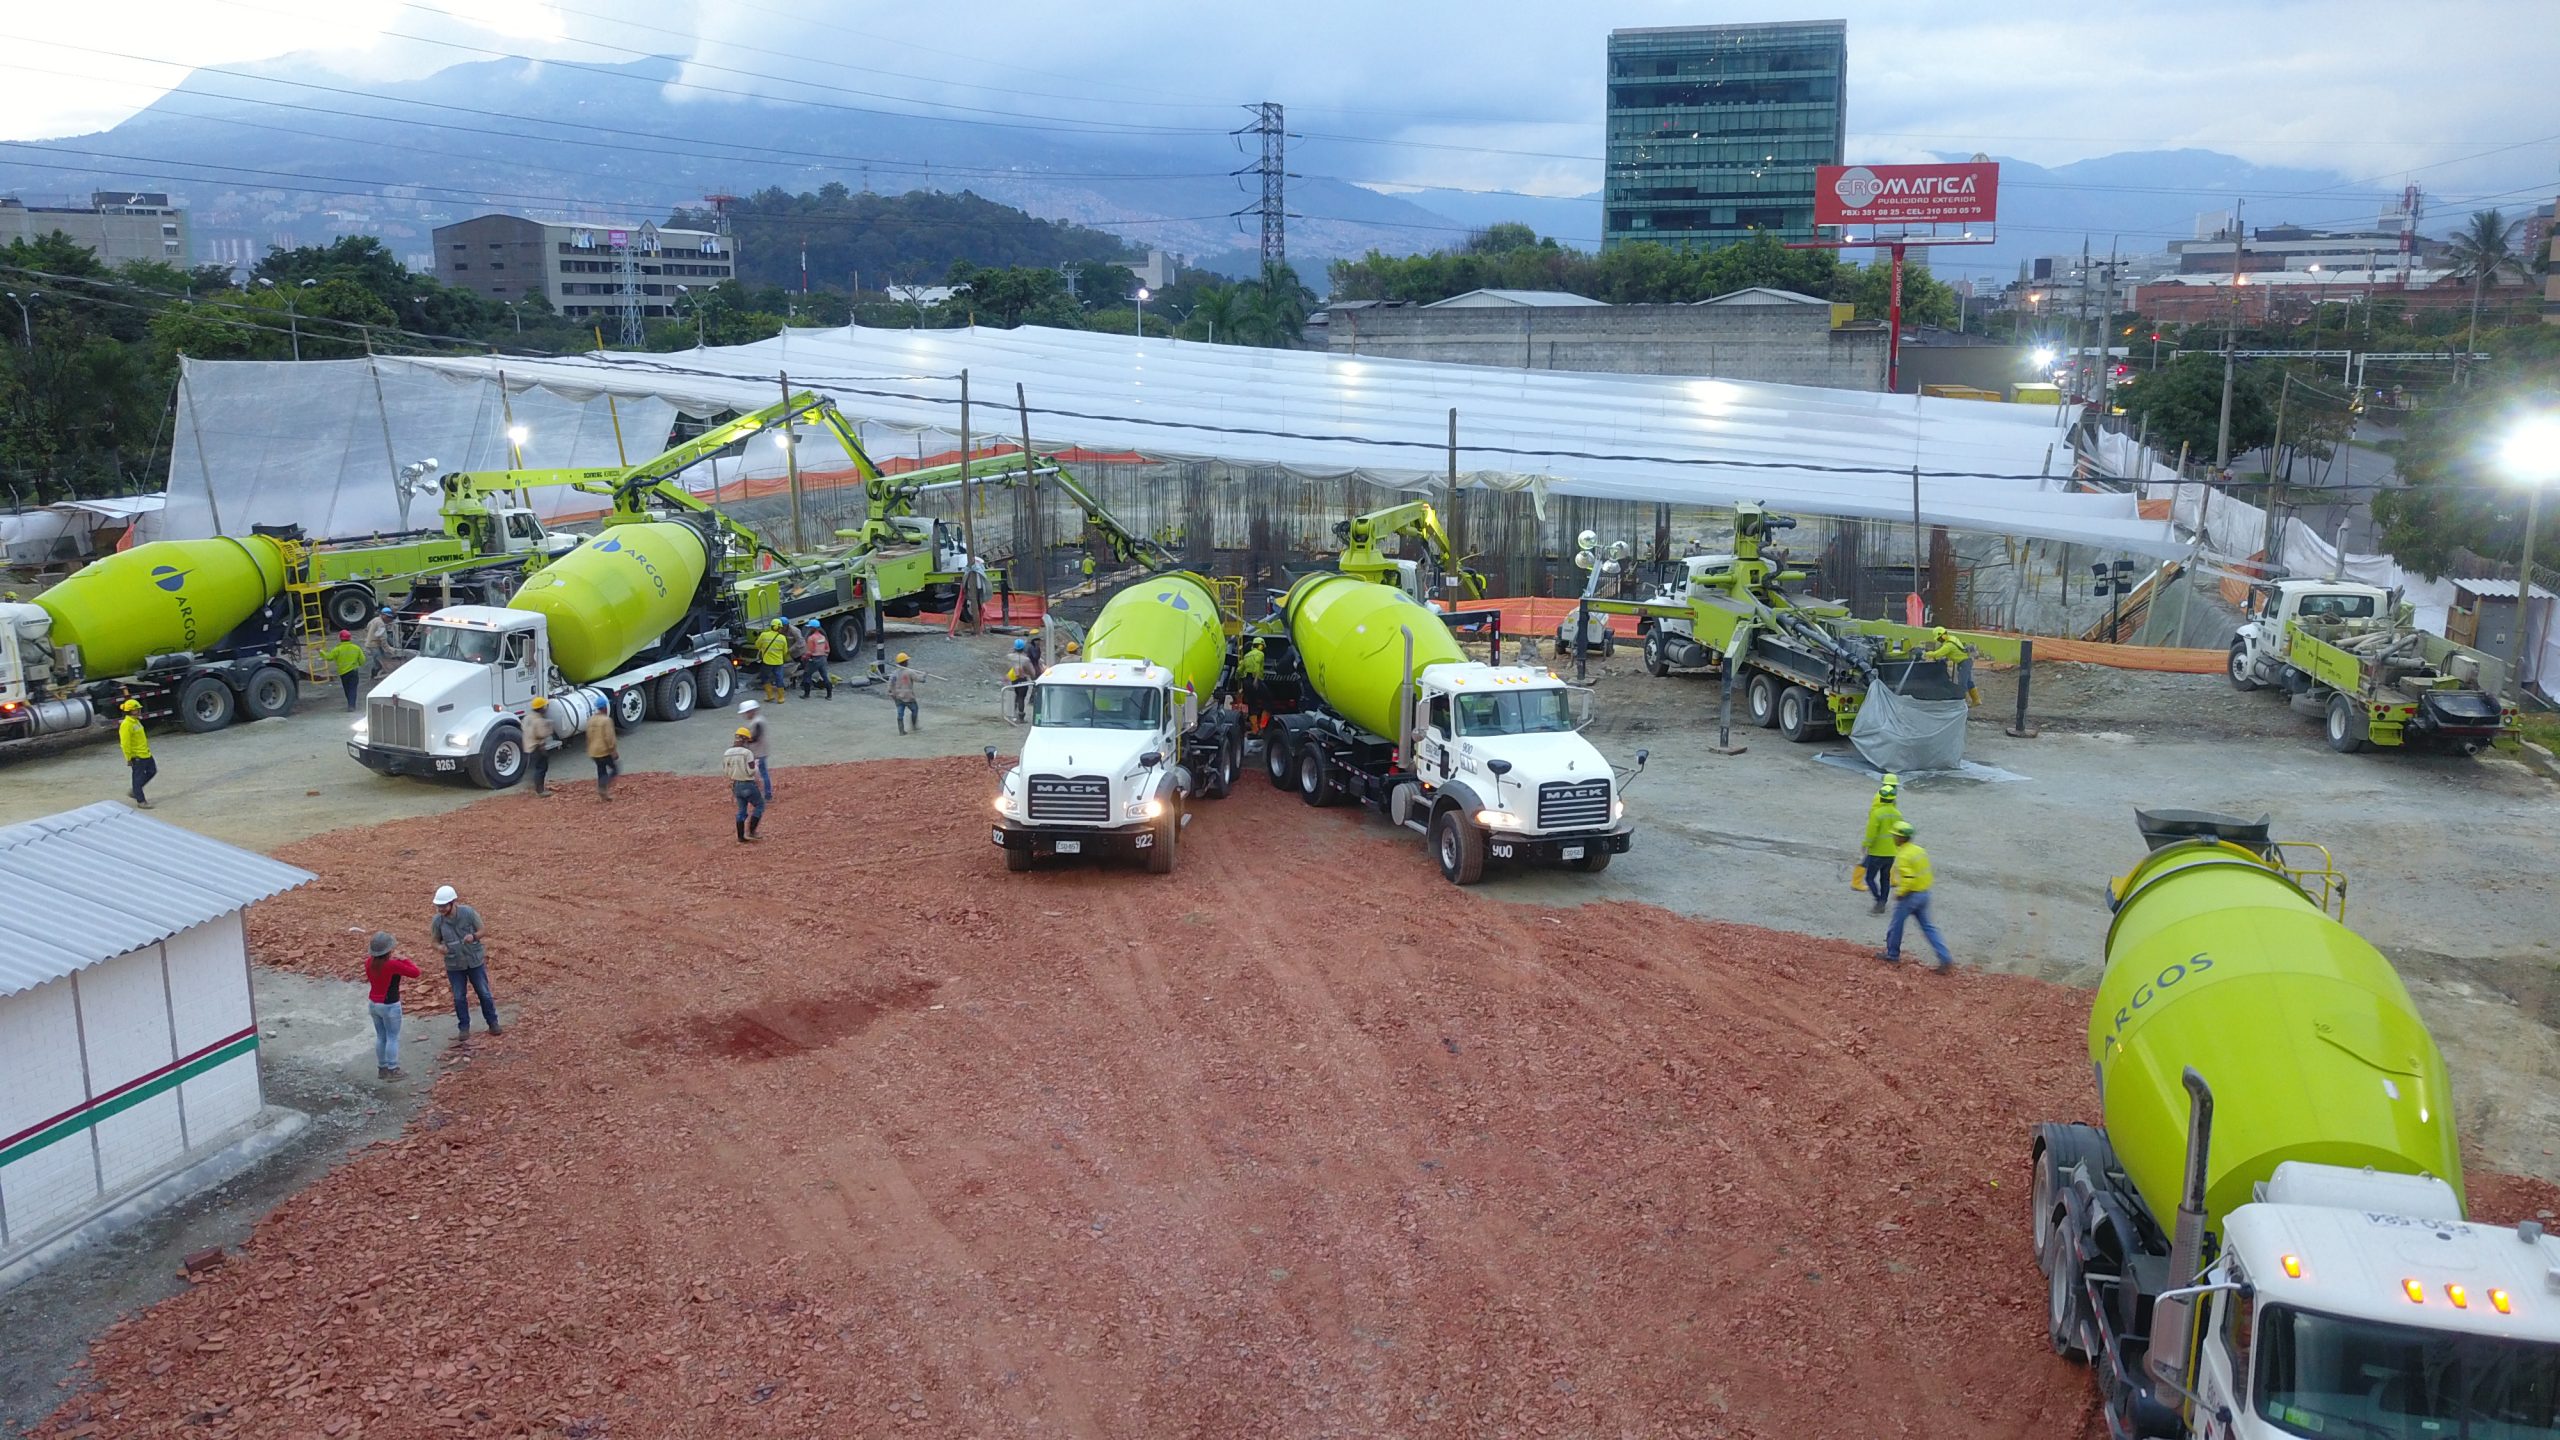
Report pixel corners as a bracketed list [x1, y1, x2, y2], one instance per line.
[1233, 102, 1290, 269]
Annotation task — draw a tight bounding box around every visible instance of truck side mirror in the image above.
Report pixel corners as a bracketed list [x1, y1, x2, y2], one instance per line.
[1487, 758, 1512, 776]
[1141, 751, 1164, 768]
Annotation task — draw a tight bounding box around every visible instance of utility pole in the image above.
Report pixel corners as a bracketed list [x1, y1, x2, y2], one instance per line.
[2215, 199, 2245, 471]
[2073, 238, 2091, 402]
[1233, 103, 1289, 271]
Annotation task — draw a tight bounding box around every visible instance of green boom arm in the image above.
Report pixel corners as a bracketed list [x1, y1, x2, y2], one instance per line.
[1335, 500, 1486, 600]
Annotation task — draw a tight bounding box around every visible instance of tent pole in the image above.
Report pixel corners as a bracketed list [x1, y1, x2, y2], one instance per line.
[178, 360, 224, 536]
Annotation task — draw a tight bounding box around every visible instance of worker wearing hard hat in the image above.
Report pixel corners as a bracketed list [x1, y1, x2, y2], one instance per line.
[887, 653, 920, 734]
[118, 696, 155, 809]
[1857, 775, 1903, 916]
[1923, 626, 1980, 705]
[430, 884, 502, 1038]
[796, 619, 834, 699]
[738, 698, 772, 801]
[523, 695, 557, 798]
[1875, 820, 1953, 973]
[754, 618, 791, 703]
[723, 726, 764, 843]
[325, 629, 367, 711]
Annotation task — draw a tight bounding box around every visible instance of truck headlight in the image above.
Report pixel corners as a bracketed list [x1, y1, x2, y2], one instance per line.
[1614, 799, 1626, 821]
[992, 794, 1010, 816]
[445, 730, 472, 748]
[1476, 809, 1522, 829]
[351, 720, 368, 739]
[1127, 796, 1164, 820]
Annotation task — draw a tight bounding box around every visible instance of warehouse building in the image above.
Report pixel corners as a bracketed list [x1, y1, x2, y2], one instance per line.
[0, 804, 312, 1271]
[0, 192, 188, 265]
[430, 213, 736, 321]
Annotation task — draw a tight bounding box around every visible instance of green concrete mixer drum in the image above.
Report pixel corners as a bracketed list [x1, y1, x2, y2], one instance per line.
[2095, 836, 2462, 1231]
[35, 536, 290, 679]
[507, 522, 708, 683]
[1283, 571, 1467, 742]
[1086, 572, 1227, 700]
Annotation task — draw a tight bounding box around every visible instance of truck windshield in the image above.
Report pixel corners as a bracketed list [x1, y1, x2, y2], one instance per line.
[2257, 1304, 2560, 1439]
[417, 628, 502, 665]
[1455, 688, 1575, 736]
[1033, 684, 1159, 731]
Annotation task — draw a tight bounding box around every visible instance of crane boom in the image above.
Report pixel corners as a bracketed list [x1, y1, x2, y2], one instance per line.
[1336, 500, 1486, 601]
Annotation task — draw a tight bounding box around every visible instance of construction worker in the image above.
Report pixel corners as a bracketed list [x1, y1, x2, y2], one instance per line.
[430, 884, 501, 1038]
[738, 698, 772, 800]
[522, 696, 555, 797]
[755, 618, 791, 702]
[1858, 774, 1903, 916]
[1237, 637, 1270, 719]
[1079, 554, 1095, 587]
[584, 697, 619, 801]
[118, 697, 154, 809]
[1008, 638, 1040, 721]
[887, 652, 919, 734]
[361, 607, 402, 686]
[1925, 626, 1980, 705]
[723, 726, 764, 842]
[1874, 820, 1953, 973]
[325, 629, 366, 711]
[364, 931, 421, 1080]
[796, 619, 834, 699]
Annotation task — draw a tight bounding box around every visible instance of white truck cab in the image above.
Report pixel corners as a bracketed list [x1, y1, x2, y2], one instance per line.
[993, 658, 1201, 872]
[1385, 663, 1636, 882]
[2185, 1168, 2560, 1439]
[349, 606, 597, 788]
[2229, 580, 2393, 688]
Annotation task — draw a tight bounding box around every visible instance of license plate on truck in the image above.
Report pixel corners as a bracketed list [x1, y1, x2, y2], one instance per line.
[1562, 845, 1585, 860]
[1057, 840, 1083, 854]
[434, 758, 457, 772]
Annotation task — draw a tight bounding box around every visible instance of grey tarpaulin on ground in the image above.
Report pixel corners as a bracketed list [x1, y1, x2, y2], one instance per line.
[1849, 680, 1969, 774]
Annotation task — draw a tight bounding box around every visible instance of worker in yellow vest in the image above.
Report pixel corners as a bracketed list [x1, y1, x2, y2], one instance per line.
[1874, 820, 1952, 972]
[754, 619, 791, 702]
[1857, 774, 1902, 915]
[119, 697, 155, 809]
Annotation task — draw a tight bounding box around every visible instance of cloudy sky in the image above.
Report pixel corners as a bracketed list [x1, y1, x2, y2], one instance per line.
[4, 0, 2556, 208]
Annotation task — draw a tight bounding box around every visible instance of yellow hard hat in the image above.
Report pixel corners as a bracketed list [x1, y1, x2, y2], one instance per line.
[895, 652, 910, 664]
[1932, 626, 1951, 640]
[735, 726, 754, 739]
[528, 696, 547, 709]
[120, 698, 143, 713]
[1065, 640, 1080, 654]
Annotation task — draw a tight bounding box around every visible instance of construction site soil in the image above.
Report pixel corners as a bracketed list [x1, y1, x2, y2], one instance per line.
[27, 758, 2560, 1440]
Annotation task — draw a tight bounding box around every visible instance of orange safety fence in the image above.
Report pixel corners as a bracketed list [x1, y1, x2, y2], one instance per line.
[2026, 637, 2228, 673]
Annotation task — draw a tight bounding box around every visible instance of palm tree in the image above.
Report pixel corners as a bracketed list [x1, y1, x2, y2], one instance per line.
[1187, 282, 1250, 345]
[2444, 209, 2520, 381]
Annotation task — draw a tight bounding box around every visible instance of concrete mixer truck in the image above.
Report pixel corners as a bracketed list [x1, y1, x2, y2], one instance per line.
[1, 535, 307, 749]
[2032, 810, 2560, 1440]
[1259, 572, 1642, 885]
[990, 572, 1245, 874]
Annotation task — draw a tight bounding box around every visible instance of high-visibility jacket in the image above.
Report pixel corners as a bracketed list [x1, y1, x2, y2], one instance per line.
[1238, 649, 1266, 681]
[1862, 799, 1903, 858]
[119, 714, 151, 761]
[1891, 842, 1935, 897]
[755, 628, 789, 666]
[1924, 637, 1968, 663]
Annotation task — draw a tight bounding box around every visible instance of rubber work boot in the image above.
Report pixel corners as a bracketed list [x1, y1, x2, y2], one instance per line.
[737, 819, 750, 843]
[748, 814, 761, 840]
[1869, 898, 1886, 916]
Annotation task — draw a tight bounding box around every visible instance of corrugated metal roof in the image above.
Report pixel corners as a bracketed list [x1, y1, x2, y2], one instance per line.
[1421, 289, 1606, 308]
[2451, 579, 2556, 600]
[0, 803, 314, 999]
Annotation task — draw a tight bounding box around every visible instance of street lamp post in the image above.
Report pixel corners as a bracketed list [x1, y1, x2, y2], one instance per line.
[1135, 286, 1150, 339]
[2499, 415, 2560, 708]
[3, 291, 33, 347]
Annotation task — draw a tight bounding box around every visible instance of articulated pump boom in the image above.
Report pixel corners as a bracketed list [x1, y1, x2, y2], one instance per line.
[1335, 500, 1485, 603]
[2033, 810, 2558, 1440]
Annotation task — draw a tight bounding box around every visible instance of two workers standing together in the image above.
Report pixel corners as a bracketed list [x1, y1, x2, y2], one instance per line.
[1859, 773, 1952, 972]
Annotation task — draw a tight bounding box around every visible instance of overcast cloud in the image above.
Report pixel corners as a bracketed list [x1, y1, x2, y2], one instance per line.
[5, 0, 2555, 208]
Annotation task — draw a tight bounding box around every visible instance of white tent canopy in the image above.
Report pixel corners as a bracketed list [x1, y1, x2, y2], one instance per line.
[169, 325, 2181, 555]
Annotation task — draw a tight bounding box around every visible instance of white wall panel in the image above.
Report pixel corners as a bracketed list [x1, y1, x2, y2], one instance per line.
[74, 947, 174, 1093]
[164, 914, 253, 1054]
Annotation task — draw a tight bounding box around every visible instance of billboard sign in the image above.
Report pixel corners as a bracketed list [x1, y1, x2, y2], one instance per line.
[1815, 162, 1999, 227]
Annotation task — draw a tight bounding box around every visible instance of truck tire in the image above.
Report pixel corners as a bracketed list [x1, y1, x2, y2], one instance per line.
[1297, 745, 1342, 807]
[2227, 643, 2261, 692]
[1431, 807, 1486, 886]
[176, 674, 236, 733]
[2043, 1226, 2091, 1363]
[1199, 734, 1237, 800]
[322, 585, 376, 633]
[1642, 628, 1670, 678]
[2325, 694, 2369, 753]
[695, 659, 738, 708]
[1746, 671, 1781, 729]
[1776, 685, 1821, 743]
[242, 664, 299, 720]
[472, 724, 527, 790]
[1003, 844, 1033, 873]
[1144, 816, 1177, 874]
[824, 612, 866, 663]
[611, 686, 648, 732]
[1573, 847, 1613, 874]
[1265, 733, 1296, 789]
[651, 668, 697, 722]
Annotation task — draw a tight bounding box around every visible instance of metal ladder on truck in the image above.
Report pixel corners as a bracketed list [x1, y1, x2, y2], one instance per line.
[275, 540, 335, 682]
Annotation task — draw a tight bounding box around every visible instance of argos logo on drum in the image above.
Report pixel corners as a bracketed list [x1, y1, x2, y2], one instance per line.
[595, 535, 670, 597]
[2099, 952, 2217, 1057]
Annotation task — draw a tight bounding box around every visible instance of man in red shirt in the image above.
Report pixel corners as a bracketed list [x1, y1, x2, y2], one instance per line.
[365, 931, 422, 1081]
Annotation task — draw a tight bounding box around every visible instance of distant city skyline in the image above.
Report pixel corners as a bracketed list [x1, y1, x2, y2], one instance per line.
[3, 0, 2555, 212]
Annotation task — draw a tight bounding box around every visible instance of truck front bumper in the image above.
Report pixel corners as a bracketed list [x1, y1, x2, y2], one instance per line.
[1484, 824, 1633, 865]
[350, 740, 469, 781]
[990, 820, 1161, 859]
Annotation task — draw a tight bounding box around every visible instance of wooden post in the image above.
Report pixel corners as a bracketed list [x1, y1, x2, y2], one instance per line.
[1018, 381, 1041, 617]
[1445, 407, 1459, 591]
[959, 368, 977, 631]
[778, 371, 805, 553]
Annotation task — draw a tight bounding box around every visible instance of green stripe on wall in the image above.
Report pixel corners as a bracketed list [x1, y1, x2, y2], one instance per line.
[0, 1034, 260, 1170]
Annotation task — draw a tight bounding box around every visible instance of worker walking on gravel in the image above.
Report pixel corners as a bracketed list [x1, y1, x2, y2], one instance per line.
[522, 696, 556, 798]
[430, 885, 502, 1038]
[738, 698, 773, 801]
[723, 727, 764, 842]
[755, 618, 791, 703]
[364, 931, 421, 1080]
[325, 629, 366, 711]
[1858, 775, 1903, 916]
[1874, 821, 1953, 973]
[584, 699, 619, 801]
[796, 619, 835, 699]
[117, 697, 156, 808]
[887, 652, 920, 734]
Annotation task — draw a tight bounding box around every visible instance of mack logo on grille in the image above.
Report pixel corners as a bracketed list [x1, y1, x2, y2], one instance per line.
[1028, 774, 1111, 822]
[1537, 779, 1612, 831]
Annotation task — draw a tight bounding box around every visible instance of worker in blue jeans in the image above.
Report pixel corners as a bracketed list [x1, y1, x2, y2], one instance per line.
[1874, 821, 1953, 972]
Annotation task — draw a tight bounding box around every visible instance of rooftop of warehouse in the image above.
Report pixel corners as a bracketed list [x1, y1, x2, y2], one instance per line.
[0, 802, 315, 998]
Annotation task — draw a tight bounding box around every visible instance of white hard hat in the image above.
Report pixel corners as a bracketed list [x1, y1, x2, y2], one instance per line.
[738, 699, 759, 713]
[432, 884, 458, 905]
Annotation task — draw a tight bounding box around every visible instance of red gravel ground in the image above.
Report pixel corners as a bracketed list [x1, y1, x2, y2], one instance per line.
[29, 759, 2558, 1439]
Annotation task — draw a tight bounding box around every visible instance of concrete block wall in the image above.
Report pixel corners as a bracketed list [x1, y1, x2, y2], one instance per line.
[0, 911, 263, 1264]
[1325, 304, 1887, 389]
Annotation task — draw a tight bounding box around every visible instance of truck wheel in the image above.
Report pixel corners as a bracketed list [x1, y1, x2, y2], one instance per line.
[1003, 844, 1033, 873]
[1265, 734, 1295, 789]
[1297, 745, 1341, 807]
[1431, 807, 1486, 886]
[651, 668, 697, 721]
[2227, 643, 2260, 692]
[322, 585, 375, 633]
[1746, 671, 1781, 728]
[2325, 695, 2369, 753]
[1642, 628, 1670, 678]
[242, 665, 299, 720]
[612, 686, 648, 732]
[1776, 685, 1822, 742]
[695, 659, 738, 707]
[1573, 847, 1613, 874]
[1145, 816, 1177, 874]
[824, 612, 866, 662]
[472, 724, 527, 789]
[176, 674, 236, 733]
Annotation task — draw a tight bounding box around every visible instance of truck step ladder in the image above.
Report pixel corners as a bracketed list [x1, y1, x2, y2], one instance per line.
[274, 539, 335, 682]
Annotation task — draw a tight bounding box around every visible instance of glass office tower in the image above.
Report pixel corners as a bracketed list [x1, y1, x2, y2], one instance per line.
[1603, 21, 1848, 251]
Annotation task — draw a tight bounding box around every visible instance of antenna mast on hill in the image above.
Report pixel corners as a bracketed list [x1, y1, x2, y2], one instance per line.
[1233, 102, 1290, 270]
